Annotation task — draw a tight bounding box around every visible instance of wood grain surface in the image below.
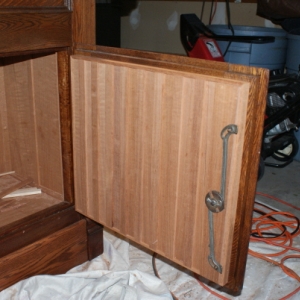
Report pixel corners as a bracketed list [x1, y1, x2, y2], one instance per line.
[0, 175, 63, 228]
[71, 55, 252, 286]
[0, 0, 66, 7]
[0, 65, 11, 172]
[57, 51, 75, 203]
[0, 12, 71, 54]
[72, 0, 95, 46]
[71, 49, 269, 294]
[0, 177, 32, 199]
[0, 54, 64, 195]
[0, 204, 79, 258]
[0, 219, 87, 290]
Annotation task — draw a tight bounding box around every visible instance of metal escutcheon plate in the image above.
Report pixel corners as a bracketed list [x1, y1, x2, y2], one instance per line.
[205, 190, 224, 213]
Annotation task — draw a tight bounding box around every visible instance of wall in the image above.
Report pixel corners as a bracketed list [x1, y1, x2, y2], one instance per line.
[121, 1, 273, 55]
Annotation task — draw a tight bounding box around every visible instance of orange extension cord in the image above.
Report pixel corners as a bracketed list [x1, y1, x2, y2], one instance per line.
[153, 192, 300, 299]
[194, 192, 300, 300]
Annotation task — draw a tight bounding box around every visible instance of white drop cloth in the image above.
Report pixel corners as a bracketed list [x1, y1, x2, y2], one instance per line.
[1, 205, 300, 300]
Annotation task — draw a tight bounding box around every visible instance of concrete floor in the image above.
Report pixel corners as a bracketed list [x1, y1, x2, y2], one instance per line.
[256, 158, 300, 217]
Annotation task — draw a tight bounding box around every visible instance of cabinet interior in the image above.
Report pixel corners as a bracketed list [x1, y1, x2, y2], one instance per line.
[0, 52, 64, 227]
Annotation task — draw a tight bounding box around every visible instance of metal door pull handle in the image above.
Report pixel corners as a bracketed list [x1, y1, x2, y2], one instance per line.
[205, 124, 238, 273]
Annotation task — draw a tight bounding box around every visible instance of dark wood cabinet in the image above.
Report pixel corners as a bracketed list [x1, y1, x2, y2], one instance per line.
[0, 0, 268, 295]
[0, 0, 102, 291]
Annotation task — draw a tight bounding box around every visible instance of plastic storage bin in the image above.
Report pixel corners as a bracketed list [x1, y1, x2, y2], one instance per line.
[286, 33, 300, 74]
[208, 25, 287, 71]
[286, 33, 300, 160]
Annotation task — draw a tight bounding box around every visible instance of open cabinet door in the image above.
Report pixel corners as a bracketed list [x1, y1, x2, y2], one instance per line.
[70, 46, 269, 294]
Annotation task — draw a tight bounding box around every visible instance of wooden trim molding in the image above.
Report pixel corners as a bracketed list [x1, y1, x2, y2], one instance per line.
[72, 0, 95, 46]
[0, 0, 68, 8]
[0, 11, 72, 54]
[0, 220, 88, 291]
[140, 1, 257, 2]
[57, 51, 75, 203]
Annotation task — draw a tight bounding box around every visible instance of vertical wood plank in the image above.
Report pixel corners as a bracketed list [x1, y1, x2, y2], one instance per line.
[3, 57, 39, 181]
[57, 50, 75, 203]
[82, 60, 93, 218]
[31, 53, 64, 195]
[111, 64, 125, 230]
[0, 64, 12, 173]
[90, 62, 101, 222]
[71, 58, 88, 216]
[156, 74, 183, 258]
[72, 0, 95, 46]
[123, 68, 143, 239]
[139, 71, 163, 250]
[96, 62, 115, 227]
[173, 77, 205, 268]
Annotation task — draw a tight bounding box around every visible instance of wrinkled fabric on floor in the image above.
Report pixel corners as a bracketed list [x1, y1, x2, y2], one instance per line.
[1, 209, 300, 300]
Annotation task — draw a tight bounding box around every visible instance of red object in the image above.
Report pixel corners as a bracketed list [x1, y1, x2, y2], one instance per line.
[188, 37, 224, 62]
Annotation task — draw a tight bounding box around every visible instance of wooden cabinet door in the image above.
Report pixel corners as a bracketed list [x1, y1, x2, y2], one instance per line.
[70, 47, 268, 294]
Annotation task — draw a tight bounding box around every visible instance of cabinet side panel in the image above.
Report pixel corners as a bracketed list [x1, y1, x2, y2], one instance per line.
[1, 54, 63, 194]
[0, 65, 12, 172]
[3, 57, 39, 179]
[31, 53, 64, 195]
[71, 56, 250, 286]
